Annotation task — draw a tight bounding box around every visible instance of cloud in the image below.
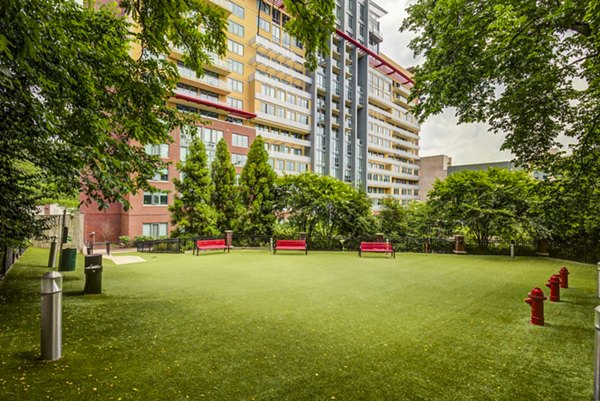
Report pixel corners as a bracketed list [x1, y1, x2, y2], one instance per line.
[376, 0, 514, 165]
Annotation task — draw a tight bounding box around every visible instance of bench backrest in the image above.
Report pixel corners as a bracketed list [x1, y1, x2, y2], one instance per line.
[276, 239, 306, 247]
[196, 239, 226, 247]
[360, 242, 392, 250]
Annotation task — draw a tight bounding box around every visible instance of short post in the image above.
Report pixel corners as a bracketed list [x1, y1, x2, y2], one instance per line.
[453, 235, 466, 254]
[510, 242, 515, 259]
[105, 242, 110, 256]
[595, 306, 600, 400]
[269, 237, 273, 253]
[597, 262, 600, 298]
[41, 271, 63, 361]
[225, 230, 233, 248]
[57, 210, 67, 270]
[536, 238, 550, 256]
[48, 236, 58, 268]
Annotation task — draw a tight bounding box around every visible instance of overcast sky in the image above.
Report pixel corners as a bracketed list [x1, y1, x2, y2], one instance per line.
[375, 0, 514, 165]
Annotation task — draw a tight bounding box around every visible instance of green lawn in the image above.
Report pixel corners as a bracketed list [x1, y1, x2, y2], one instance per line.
[0, 248, 597, 401]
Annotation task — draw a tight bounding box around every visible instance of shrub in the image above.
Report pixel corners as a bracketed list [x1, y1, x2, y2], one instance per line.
[119, 236, 131, 247]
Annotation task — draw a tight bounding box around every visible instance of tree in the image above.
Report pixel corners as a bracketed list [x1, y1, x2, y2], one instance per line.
[169, 138, 218, 237]
[427, 168, 536, 248]
[238, 136, 277, 236]
[211, 139, 241, 232]
[378, 198, 409, 242]
[0, 0, 335, 248]
[402, 0, 600, 241]
[276, 173, 375, 248]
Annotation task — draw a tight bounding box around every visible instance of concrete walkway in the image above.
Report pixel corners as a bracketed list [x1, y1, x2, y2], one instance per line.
[104, 254, 146, 265]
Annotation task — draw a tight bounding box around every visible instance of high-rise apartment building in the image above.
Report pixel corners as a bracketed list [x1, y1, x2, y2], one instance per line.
[81, 0, 421, 241]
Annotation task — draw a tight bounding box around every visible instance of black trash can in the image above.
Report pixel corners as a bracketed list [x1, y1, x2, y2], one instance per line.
[84, 255, 103, 294]
[59, 248, 77, 271]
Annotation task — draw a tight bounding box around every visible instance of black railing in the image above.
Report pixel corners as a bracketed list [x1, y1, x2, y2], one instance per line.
[136, 238, 182, 253]
[132, 235, 598, 265]
[1, 247, 25, 280]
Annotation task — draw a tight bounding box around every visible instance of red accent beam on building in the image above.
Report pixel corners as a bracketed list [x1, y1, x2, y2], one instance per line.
[174, 93, 257, 119]
[334, 29, 415, 86]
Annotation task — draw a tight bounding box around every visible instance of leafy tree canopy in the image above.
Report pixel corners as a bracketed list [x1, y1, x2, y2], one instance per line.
[277, 172, 375, 248]
[402, 0, 599, 166]
[169, 138, 218, 237]
[427, 168, 536, 246]
[402, 0, 600, 243]
[0, 0, 336, 247]
[211, 139, 242, 232]
[238, 136, 277, 236]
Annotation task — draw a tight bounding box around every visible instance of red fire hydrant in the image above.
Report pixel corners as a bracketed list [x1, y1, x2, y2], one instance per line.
[524, 287, 547, 326]
[559, 267, 570, 288]
[546, 274, 561, 302]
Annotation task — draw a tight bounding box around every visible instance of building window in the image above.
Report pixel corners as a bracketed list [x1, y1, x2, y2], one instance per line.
[231, 2, 244, 18]
[227, 97, 243, 109]
[282, 32, 290, 48]
[142, 223, 168, 238]
[202, 128, 224, 147]
[272, 25, 280, 42]
[228, 20, 244, 37]
[232, 133, 249, 148]
[231, 153, 248, 167]
[258, 0, 270, 13]
[227, 39, 244, 56]
[145, 144, 169, 158]
[143, 192, 168, 206]
[149, 168, 169, 182]
[258, 17, 270, 32]
[227, 58, 244, 74]
[227, 78, 244, 93]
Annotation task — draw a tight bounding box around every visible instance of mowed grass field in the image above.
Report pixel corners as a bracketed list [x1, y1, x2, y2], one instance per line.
[0, 248, 597, 401]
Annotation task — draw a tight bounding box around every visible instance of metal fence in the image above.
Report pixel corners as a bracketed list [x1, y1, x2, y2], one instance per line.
[1, 247, 25, 280]
[133, 235, 598, 265]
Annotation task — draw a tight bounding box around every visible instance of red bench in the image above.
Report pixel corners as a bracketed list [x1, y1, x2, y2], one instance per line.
[273, 239, 307, 255]
[359, 242, 395, 258]
[195, 239, 230, 255]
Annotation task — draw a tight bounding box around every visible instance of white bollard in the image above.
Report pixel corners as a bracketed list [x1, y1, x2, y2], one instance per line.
[41, 271, 63, 361]
[597, 263, 600, 298]
[595, 306, 600, 400]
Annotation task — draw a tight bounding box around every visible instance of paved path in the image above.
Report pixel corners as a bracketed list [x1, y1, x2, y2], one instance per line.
[104, 255, 146, 265]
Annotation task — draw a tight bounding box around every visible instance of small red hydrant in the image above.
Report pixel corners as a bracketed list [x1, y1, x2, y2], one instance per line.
[559, 267, 570, 288]
[546, 274, 561, 302]
[524, 287, 547, 326]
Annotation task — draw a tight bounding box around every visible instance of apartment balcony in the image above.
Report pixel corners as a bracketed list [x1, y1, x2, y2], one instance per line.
[252, 54, 312, 85]
[208, 0, 232, 14]
[250, 35, 305, 66]
[367, 153, 419, 168]
[368, 90, 393, 111]
[173, 88, 230, 110]
[170, 48, 230, 75]
[368, 117, 420, 141]
[369, 28, 383, 44]
[393, 82, 411, 97]
[177, 66, 230, 95]
[255, 93, 310, 114]
[250, 73, 311, 99]
[369, 130, 420, 151]
[257, 129, 311, 148]
[256, 111, 311, 133]
[391, 182, 420, 190]
[366, 180, 392, 188]
[269, 150, 311, 164]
